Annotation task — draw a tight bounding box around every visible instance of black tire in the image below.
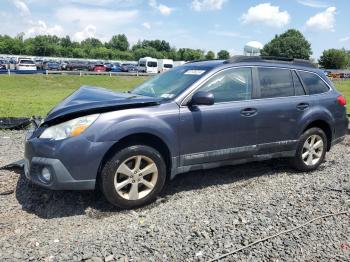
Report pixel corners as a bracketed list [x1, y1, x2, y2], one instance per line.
[290, 127, 327, 172]
[100, 145, 167, 209]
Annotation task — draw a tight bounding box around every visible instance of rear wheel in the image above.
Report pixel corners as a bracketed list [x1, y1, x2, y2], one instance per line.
[100, 145, 166, 208]
[290, 127, 327, 171]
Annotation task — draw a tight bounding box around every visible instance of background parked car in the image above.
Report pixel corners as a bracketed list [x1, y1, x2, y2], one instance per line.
[34, 59, 44, 70]
[67, 61, 90, 71]
[88, 62, 96, 71]
[126, 64, 138, 72]
[8, 58, 17, 69]
[92, 64, 106, 72]
[16, 59, 37, 70]
[43, 61, 60, 70]
[110, 63, 122, 72]
[103, 63, 113, 72]
[59, 61, 69, 70]
[0, 60, 7, 70]
[120, 63, 130, 72]
[120, 63, 137, 72]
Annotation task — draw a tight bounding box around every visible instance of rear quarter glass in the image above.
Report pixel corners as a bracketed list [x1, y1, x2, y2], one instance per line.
[298, 71, 330, 95]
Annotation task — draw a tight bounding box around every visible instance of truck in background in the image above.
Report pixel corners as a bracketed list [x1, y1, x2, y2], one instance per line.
[157, 59, 173, 73]
[138, 57, 158, 74]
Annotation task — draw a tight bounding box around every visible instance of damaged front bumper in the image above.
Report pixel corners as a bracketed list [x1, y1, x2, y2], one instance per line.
[24, 129, 114, 190]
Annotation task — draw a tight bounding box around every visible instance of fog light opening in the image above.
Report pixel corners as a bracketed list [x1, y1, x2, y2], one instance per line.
[41, 167, 52, 183]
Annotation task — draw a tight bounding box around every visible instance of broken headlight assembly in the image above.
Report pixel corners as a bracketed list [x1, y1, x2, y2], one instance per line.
[40, 114, 100, 140]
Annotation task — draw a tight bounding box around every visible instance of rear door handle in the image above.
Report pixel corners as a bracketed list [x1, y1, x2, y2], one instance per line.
[297, 103, 309, 111]
[240, 108, 258, 117]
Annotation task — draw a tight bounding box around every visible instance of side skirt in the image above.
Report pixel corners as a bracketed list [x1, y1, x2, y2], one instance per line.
[170, 146, 296, 180]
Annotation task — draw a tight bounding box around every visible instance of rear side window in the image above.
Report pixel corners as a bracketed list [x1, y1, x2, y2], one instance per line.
[258, 68, 294, 98]
[292, 71, 306, 96]
[298, 71, 329, 95]
[198, 67, 252, 103]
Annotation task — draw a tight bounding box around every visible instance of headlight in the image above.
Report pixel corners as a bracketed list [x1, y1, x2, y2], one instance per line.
[40, 114, 99, 140]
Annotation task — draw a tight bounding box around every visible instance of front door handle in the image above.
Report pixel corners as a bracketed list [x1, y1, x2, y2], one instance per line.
[297, 103, 309, 111]
[240, 108, 258, 117]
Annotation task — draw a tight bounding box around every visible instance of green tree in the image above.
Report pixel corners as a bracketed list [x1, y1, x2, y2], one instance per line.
[72, 48, 86, 58]
[89, 47, 113, 60]
[60, 36, 72, 48]
[131, 40, 143, 51]
[205, 50, 215, 60]
[81, 38, 103, 48]
[165, 48, 178, 60]
[0, 35, 25, 55]
[318, 48, 349, 69]
[108, 34, 129, 51]
[0, 33, 238, 62]
[261, 29, 312, 59]
[24, 36, 57, 56]
[217, 50, 230, 59]
[112, 50, 134, 60]
[132, 39, 171, 52]
[178, 48, 205, 61]
[133, 47, 164, 60]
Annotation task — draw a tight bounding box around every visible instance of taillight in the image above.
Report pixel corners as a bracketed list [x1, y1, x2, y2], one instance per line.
[337, 95, 346, 106]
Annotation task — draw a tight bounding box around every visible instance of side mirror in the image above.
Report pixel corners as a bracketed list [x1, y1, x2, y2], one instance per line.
[189, 91, 214, 106]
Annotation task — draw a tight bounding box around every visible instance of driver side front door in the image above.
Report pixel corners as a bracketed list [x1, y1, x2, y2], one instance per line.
[178, 67, 259, 166]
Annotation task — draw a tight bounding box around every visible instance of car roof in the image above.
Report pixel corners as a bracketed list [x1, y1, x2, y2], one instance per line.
[186, 56, 321, 74]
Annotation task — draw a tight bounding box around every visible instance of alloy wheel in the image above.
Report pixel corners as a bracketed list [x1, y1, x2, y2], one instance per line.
[301, 134, 324, 166]
[114, 155, 158, 200]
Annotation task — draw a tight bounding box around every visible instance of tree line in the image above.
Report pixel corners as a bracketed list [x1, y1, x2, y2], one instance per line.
[0, 29, 348, 68]
[0, 33, 230, 61]
[260, 29, 349, 69]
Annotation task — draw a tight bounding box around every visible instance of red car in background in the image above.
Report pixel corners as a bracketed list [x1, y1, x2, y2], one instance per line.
[92, 64, 106, 72]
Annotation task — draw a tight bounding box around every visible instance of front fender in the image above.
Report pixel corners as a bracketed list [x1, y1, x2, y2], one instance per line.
[85, 110, 179, 157]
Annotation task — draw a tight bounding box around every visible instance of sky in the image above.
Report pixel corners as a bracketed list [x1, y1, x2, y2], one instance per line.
[0, 0, 349, 58]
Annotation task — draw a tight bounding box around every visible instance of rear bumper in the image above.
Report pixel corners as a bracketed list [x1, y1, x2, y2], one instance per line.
[24, 131, 114, 190]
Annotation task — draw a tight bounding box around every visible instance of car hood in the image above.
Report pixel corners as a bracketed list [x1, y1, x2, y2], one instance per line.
[43, 86, 161, 125]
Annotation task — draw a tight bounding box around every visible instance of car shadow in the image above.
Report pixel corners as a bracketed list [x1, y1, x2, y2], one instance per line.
[14, 159, 297, 219]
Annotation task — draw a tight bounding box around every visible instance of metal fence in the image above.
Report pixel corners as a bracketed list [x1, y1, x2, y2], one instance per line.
[0, 69, 154, 77]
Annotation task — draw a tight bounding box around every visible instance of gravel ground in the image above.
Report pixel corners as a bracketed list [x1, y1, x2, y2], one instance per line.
[0, 130, 349, 262]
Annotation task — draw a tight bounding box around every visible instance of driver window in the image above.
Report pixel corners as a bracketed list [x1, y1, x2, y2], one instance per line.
[198, 67, 252, 103]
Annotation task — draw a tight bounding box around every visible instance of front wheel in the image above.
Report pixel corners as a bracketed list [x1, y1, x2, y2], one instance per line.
[100, 145, 167, 209]
[290, 127, 327, 172]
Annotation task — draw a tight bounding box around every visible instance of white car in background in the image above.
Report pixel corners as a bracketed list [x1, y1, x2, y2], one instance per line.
[16, 59, 37, 71]
[157, 59, 173, 73]
[138, 57, 158, 74]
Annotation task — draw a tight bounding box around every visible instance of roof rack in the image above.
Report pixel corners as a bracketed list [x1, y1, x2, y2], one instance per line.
[185, 59, 223, 64]
[224, 55, 316, 68]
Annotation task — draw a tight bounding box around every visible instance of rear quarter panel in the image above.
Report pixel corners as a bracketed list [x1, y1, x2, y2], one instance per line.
[298, 90, 347, 141]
